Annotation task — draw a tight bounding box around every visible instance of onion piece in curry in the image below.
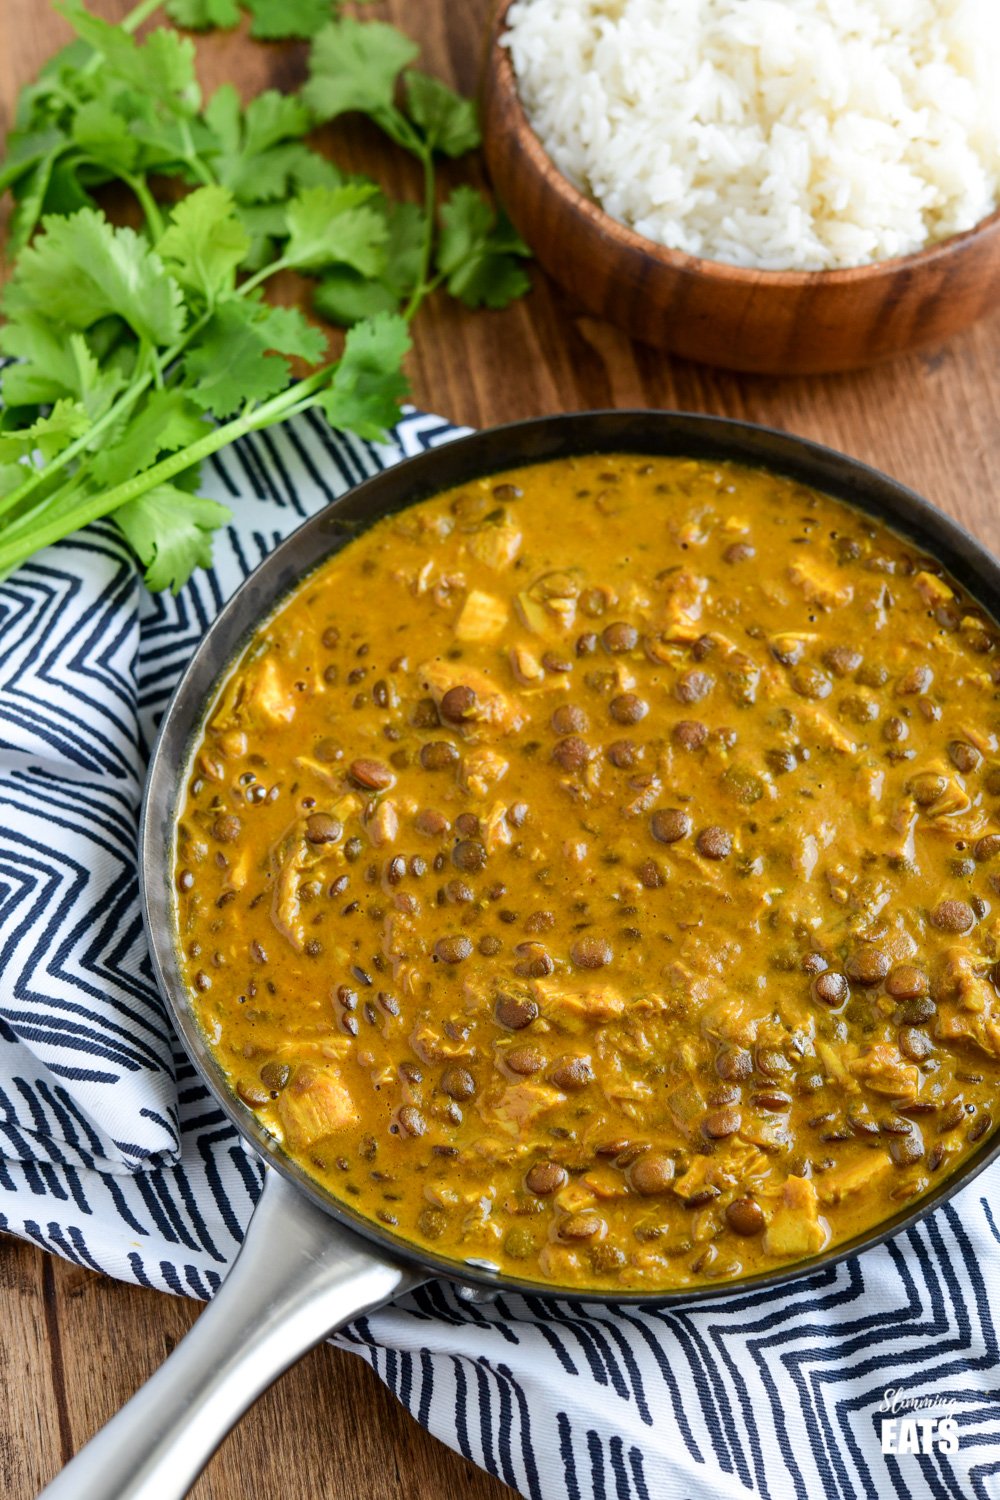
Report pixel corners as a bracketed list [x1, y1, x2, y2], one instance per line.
[175, 455, 1000, 1291]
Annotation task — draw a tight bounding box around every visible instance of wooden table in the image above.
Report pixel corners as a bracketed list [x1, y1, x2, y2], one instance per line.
[3, 2, 1000, 1497]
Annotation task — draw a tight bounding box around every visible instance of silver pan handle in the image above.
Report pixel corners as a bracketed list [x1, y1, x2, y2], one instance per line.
[38, 1167, 424, 1500]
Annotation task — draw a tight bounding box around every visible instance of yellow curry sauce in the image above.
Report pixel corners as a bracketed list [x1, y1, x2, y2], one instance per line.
[176, 455, 1000, 1291]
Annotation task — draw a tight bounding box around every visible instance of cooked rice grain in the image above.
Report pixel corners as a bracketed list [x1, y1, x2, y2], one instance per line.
[504, 0, 1000, 269]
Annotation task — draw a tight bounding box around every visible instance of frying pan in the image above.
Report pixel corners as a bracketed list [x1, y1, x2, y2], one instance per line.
[39, 411, 1000, 1499]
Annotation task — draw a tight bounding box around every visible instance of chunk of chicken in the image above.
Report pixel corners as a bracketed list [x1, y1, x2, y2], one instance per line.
[365, 798, 399, 846]
[270, 826, 309, 950]
[582, 1167, 630, 1200]
[251, 655, 299, 724]
[914, 571, 954, 609]
[738, 1115, 792, 1152]
[651, 570, 706, 643]
[935, 1009, 1000, 1057]
[212, 651, 296, 732]
[481, 801, 512, 853]
[934, 955, 1000, 1057]
[478, 1081, 563, 1134]
[787, 558, 853, 610]
[936, 947, 993, 1013]
[277, 1069, 359, 1151]
[816, 1153, 891, 1206]
[455, 589, 508, 642]
[418, 659, 523, 737]
[409, 1020, 472, 1064]
[509, 644, 544, 685]
[816, 1039, 860, 1088]
[533, 978, 627, 1022]
[762, 1176, 827, 1257]
[460, 747, 508, 799]
[467, 523, 522, 571]
[798, 706, 857, 755]
[672, 1154, 731, 1202]
[538, 1244, 583, 1282]
[849, 1044, 920, 1101]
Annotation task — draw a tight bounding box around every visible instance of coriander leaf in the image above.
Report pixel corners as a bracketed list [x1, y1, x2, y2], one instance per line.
[0, 321, 118, 410]
[243, 91, 311, 154]
[114, 111, 197, 179]
[3, 209, 186, 345]
[253, 304, 328, 362]
[436, 187, 532, 308]
[0, 400, 89, 464]
[312, 201, 427, 326]
[65, 333, 126, 420]
[237, 200, 287, 271]
[184, 302, 292, 417]
[304, 19, 418, 123]
[157, 185, 250, 303]
[165, 0, 241, 29]
[316, 311, 410, 440]
[247, 0, 332, 41]
[91, 390, 209, 486]
[39, 155, 94, 216]
[313, 269, 400, 326]
[284, 184, 387, 274]
[287, 149, 344, 192]
[237, 202, 288, 239]
[6, 329, 127, 422]
[228, 143, 334, 204]
[403, 72, 480, 158]
[11, 42, 90, 140]
[436, 185, 491, 271]
[0, 317, 79, 404]
[5, 151, 59, 255]
[203, 83, 241, 155]
[29, 334, 126, 427]
[71, 99, 138, 174]
[57, 2, 200, 116]
[0, 127, 66, 193]
[384, 199, 428, 292]
[203, 88, 321, 205]
[116, 484, 232, 594]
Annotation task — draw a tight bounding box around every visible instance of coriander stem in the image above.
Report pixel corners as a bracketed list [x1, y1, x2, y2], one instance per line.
[0, 395, 134, 523]
[0, 365, 338, 573]
[403, 149, 436, 322]
[0, 312, 211, 524]
[120, 0, 164, 34]
[239, 257, 293, 298]
[178, 123, 215, 188]
[76, 0, 163, 79]
[406, 269, 445, 322]
[122, 172, 166, 241]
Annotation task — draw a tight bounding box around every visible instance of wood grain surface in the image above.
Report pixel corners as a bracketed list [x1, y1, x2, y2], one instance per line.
[3, 2, 1000, 1497]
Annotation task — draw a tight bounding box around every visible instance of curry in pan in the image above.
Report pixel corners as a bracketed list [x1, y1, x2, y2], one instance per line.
[175, 455, 1000, 1290]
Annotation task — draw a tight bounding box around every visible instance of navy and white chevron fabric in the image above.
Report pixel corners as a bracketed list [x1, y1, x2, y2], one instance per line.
[2, 404, 1000, 1500]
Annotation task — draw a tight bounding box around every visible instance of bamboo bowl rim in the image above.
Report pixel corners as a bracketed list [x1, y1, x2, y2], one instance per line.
[487, 0, 1000, 288]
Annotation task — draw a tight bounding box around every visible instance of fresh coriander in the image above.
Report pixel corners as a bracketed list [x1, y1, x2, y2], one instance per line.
[0, 0, 531, 591]
[166, 0, 344, 40]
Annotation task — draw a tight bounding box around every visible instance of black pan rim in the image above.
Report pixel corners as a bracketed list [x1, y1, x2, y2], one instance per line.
[139, 407, 1000, 1308]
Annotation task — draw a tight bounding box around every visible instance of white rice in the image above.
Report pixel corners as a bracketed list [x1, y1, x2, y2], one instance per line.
[503, 0, 1000, 270]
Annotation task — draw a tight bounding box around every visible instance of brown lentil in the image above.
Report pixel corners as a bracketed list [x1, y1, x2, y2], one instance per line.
[651, 808, 691, 845]
[696, 826, 732, 860]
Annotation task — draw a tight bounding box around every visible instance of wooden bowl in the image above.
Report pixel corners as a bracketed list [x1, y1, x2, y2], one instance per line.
[481, 1, 1000, 376]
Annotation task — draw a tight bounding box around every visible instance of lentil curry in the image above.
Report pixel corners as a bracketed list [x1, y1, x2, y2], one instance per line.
[176, 455, 1000, 1291]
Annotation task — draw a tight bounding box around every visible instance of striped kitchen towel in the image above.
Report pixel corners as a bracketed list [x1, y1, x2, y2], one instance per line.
[1, 404, 999, 1500]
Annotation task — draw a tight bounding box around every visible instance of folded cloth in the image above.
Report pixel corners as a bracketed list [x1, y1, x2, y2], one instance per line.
[1, 406, 998, 1500]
